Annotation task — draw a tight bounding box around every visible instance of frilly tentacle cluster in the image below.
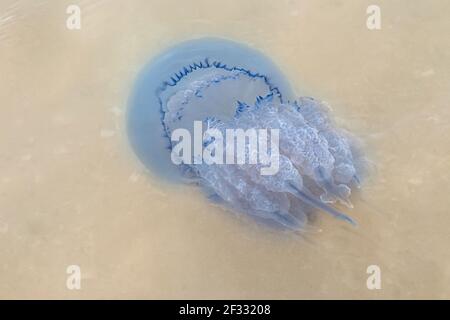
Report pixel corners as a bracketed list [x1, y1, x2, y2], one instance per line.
[161, 63, 362, 230]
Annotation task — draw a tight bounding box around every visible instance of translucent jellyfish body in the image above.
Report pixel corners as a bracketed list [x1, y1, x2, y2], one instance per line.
[128, 38, 363, 230]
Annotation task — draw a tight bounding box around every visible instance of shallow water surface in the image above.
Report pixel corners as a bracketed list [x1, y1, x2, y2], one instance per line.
[0, 0, 449, 299]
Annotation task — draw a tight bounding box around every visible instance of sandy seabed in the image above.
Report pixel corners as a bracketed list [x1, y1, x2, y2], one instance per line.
[0, 0, 449, 299]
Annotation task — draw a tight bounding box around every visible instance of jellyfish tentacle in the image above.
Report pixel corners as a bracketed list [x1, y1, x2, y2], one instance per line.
[288, 182, 356, 226]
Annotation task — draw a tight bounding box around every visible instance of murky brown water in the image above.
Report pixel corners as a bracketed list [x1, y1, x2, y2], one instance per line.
[1, 0, 449, 299]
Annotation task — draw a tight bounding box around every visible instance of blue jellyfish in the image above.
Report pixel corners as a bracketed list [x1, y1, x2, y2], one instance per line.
[127, 38, 363, 230]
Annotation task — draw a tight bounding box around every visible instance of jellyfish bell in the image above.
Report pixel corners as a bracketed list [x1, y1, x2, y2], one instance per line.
[127, 37, 295, 182]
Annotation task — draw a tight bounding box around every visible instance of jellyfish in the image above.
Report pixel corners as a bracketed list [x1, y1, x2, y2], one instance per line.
[127, 38, 364, 230]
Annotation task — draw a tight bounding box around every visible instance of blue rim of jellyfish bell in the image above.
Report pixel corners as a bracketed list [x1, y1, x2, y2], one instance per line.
[127, 37, 295, 182]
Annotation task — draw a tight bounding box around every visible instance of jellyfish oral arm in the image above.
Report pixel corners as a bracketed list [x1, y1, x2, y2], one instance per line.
[170, 121, 280, 176]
